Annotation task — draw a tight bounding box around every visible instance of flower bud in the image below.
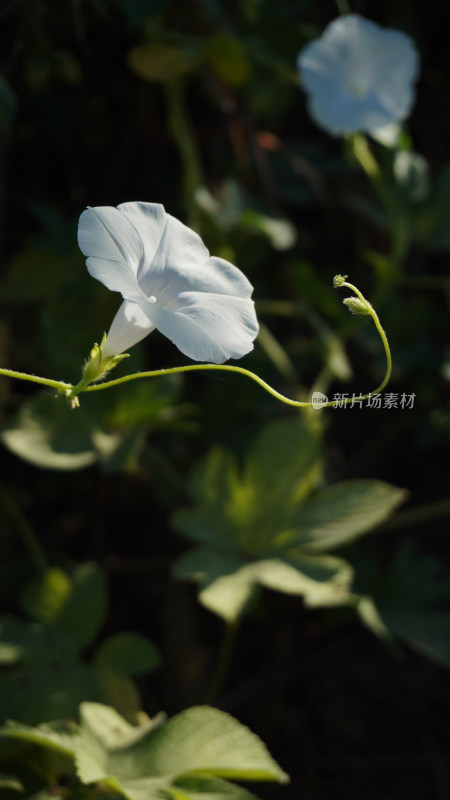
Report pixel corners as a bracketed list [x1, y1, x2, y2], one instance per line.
[343, 297, 370, 315]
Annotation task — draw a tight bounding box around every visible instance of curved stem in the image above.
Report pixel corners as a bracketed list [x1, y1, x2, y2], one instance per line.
[83, 362, 311, 406]
[0, 280, 392, 409]
[80, 284, 390, 408]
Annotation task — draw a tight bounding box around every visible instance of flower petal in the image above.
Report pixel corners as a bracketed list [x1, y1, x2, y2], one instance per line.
[103, 300, 156, 357]
[134, 211, 211, 297]
[78, 206, 143, 297]
[298, 14, 419, 135]
[140, 293, 259, 363]
[117, 202, 168, 278]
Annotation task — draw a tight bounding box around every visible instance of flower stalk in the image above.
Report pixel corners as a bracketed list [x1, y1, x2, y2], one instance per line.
[1, 277, 392, 410]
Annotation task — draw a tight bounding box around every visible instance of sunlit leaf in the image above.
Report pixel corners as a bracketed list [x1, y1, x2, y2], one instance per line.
[75, 703, 288, 795]
[291, 480, 407, 551]
[0, 393, 97, 470]
[169, 774, 259, 800]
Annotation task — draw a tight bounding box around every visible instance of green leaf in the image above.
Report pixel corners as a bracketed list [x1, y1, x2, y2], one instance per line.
[358, 542, 450, 666]
[20, 563, 106, 650]
[0, 616, 98, 724]
[198, 565, 260, 623]
[55, 563, 107, 650]
[94, 632, 161, 677]
[0, 393, 97, 471]
[21, 568, 72, 624]
[291, 480, 407, 551]
[76, 703, 288, 792]
[187, 446, 239, 508]
[0, 719, 78, 758]
[173, 546, 255, 621]
[174, 419, 323, 556]
[172, 426, 403, 621]
[254, 554, 353, 607]
[78, 702, 164, 753]
[243, 418, 322, 510]
[170, 774, 259, 800]
[174, 549, 352, 621]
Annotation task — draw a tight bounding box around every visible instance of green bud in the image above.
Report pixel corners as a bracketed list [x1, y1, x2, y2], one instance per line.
[343, 297, 370, 315]
[333, 274, 348, 288]
[81, 342, 104, 385]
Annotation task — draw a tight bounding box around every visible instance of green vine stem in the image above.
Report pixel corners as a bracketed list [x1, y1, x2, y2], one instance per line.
[350, 133, 411, 274]
[0, 277, 392, 410]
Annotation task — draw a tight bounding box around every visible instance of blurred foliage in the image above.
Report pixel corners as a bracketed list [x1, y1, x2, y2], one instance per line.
[0, 0, 450, 798]
[173, 418, 405, 621]
[0, 562, 160, 725]
[0, 702, 287, 800]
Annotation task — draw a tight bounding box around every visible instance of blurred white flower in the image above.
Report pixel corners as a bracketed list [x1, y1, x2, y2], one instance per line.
[297, 14, 419, 136]
[78, 202, 259, 364]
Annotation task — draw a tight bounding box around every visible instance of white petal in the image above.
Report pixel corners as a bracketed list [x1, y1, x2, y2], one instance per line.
[103, 300, 156, 357]
[117, 202, 168, 278]
[135, 212, 211, 296]
[78, 206, 143, 297]
[140, 293, 259, 363]
[84, 257, 146, 300]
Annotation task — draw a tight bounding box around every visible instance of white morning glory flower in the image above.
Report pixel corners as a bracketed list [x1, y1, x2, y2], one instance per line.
[77, 202, 259, 364]
[297, 14, 419, 136]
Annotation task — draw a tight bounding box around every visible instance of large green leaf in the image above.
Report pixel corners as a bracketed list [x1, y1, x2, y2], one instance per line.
[291, 480, 407, 551]
[254, 554, 353, 607]
[174, 548, 352, 622]
[243, 418, 322, 510]
[172, 422, 403, 621]
[0, 378, 187, 472]
[0, 393, 97, 470]
[173, 419, 323, 556]
[76, 703, 288, 796]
